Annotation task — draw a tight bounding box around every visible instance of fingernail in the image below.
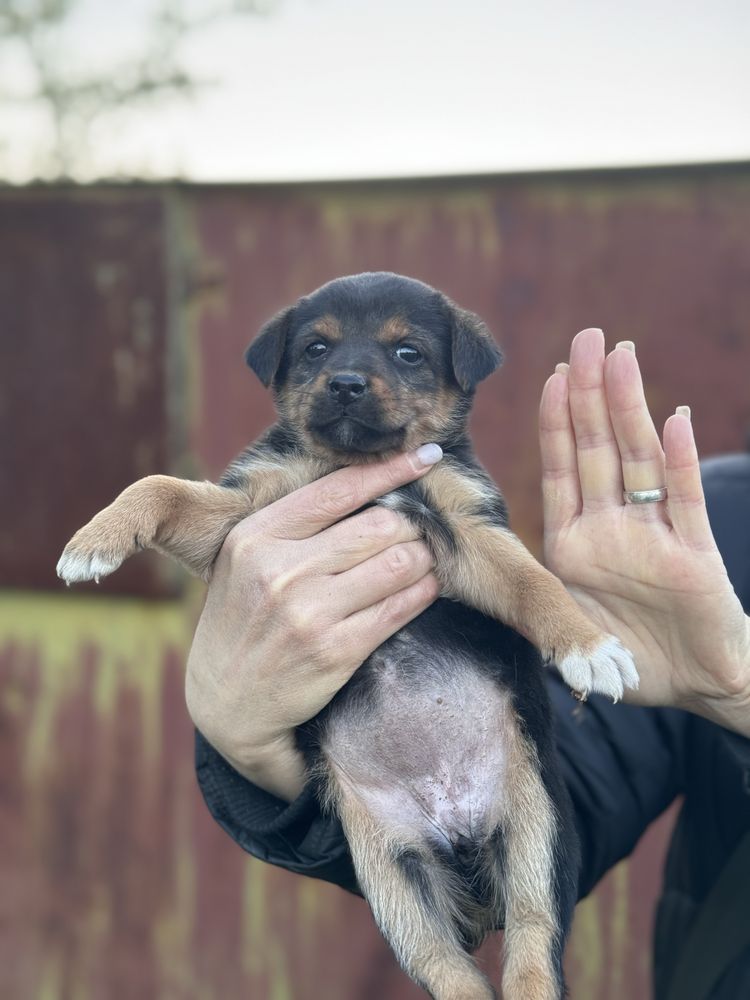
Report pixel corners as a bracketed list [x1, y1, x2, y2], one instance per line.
[555, 362, 569, 374]
[415, 443, 443, 466]
[676, 405, 691, 421]
[616, 340, 636, 353]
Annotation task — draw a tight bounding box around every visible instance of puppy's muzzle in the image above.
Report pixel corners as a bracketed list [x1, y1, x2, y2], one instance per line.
[328, 372, 368, 406]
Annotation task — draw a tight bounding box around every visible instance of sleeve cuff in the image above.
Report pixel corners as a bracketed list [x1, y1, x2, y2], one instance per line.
[194, 728, 361, 894]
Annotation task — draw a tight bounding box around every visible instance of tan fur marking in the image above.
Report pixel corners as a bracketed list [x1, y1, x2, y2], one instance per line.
[58, 455, 329, 583]
[421, 462, 603, 662]
[59, 477, 251, 582]
[279, 372, 330, 450]
[310, 314, 343, 341]
[399, 385, 463, 452]
[232, 454, 330, 511]
[375, 315, 413, 344]
[499, 724, 559, 1000]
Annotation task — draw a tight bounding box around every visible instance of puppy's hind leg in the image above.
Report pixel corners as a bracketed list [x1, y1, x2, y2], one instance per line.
[496, 744, 567, 1000]
[57, 476, 251, 584]
[337, 794, 494, 1000]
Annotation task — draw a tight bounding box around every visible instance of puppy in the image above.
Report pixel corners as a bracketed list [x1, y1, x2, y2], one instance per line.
[58, 273, 638, 999]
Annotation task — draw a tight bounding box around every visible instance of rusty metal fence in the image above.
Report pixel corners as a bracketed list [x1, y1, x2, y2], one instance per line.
[1, 164, 749, 998]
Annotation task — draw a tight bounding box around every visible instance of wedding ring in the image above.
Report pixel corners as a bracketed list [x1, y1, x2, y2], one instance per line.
[623, 487, 668, 504]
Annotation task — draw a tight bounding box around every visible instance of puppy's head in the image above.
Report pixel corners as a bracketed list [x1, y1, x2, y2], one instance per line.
[246, 272, 502, 458]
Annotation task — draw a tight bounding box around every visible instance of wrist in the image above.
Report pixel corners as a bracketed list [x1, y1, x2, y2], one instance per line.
[683, 615, 750, 737]
[686, 688, 750, 738]
[221, 729, 307, 803]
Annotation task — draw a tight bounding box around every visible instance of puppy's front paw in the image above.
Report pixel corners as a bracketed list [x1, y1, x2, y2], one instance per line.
[56, 518, 136, 585]
[56, 544, 125, 585]
[557, 636, 639, 703]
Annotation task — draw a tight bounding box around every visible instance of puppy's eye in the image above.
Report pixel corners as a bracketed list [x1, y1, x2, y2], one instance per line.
[395, 345, 422, 365]
[305, 341, 328, 359]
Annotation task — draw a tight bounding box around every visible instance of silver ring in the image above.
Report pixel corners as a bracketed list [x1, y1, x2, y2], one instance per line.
[623, 487, 668, 504]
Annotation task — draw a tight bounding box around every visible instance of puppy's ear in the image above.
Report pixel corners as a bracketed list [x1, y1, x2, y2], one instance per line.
[245, 306, 294, 387]
[447, 300, 503, 392]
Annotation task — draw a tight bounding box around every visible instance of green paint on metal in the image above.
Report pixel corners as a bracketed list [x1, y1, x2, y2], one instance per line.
[0, 590, 190, 781]
[243, 856, 268, 980]
[608, 861, 630, 997]
[164, 190, 215, 480]
[270, 939, 293, 1000]
[312, 187, 503, 268]
[78, 883, 110, 1000]
[523, 177, 704, 215]
[154, 762, 199, 995]
[298, 874, 321, 962]
[37, 951, 62, 1000]
[569, 888, 604, 995]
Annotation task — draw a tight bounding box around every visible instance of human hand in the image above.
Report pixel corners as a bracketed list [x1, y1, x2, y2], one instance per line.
[539, 328, 750, 735]
[185, 445, 442, 801]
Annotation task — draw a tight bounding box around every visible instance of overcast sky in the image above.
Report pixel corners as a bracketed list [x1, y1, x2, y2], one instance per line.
[1, 0, 749, 181]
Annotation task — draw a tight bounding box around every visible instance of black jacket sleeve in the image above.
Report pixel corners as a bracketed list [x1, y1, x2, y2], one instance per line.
[196, 731, 360, 893]
[195, 454, 750, 900]
[549, 686, 685, 897]
[653, 454, 750, 1000]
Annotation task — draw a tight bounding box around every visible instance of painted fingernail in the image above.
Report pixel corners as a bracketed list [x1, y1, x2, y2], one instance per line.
[676, 405, 691, 421]
[555, 362, 569, 374]
[615, 340, 636, 353]
[415, 443, 443, 466]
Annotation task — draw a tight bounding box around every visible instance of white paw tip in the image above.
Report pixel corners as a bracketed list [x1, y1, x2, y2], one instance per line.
[56, 550, 122, 584]
[556, 652, 593, 697]
[558, 636, 639, 703]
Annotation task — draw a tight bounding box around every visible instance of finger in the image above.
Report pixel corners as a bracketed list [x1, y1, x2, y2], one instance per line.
[539, 364, 581, 531]
[307, 504, 422, 574]
[331, 540, 434, 618]
[568, 328, 623, 508]
[259, 444, 443, 540]
[336, 572, 441, 666]
[604, 343, 667, 519]
[663, 408, 715, 549]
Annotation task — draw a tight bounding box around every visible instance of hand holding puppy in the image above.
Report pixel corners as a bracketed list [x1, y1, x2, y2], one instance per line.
[185, 447, 441, 801]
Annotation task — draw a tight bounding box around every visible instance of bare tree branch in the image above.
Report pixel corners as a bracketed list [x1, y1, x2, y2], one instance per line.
[0, 0, 279, 179]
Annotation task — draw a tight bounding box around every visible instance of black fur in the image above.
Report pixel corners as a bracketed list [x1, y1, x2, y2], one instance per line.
[245, 305, 294, 387]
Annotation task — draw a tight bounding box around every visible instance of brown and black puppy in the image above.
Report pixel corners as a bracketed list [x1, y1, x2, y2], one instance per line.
[58, 273, 638, 1000]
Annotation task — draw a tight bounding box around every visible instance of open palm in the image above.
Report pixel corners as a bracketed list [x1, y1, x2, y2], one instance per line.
[539, 329, 749, 728]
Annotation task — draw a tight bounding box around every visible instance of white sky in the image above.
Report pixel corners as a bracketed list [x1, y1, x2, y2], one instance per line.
[1, 0, 749, 181]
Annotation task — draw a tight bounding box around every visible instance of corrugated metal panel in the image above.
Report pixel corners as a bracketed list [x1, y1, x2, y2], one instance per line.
[185, 168, 750, 549]
[1, 165, 748, 998]
[0, 190, 175, 596]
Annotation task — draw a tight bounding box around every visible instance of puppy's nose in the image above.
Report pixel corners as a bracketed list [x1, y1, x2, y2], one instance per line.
[328, 373, 368, 405]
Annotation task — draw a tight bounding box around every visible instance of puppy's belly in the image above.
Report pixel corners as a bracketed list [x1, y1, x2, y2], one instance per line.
[323, 636, 514, 851]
